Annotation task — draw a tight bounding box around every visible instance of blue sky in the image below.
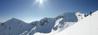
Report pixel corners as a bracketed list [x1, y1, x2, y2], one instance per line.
[0, 0, 98, 23]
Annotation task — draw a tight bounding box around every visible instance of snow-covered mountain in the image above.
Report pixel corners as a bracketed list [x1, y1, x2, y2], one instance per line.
[0, 18, 33, 35]
[53, 12, 79, 32]
[35, 18, 56, 33]
[56, 12, 78, 22]
[27, 18, 56, 35]
[0, 11, 89, 35]
[34, 11, 98, 35]
[30, 12, 79, 34]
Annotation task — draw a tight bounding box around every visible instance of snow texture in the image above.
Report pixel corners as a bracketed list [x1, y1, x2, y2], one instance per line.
[1, 10, 97, 35]
[34, 10, 98, 35]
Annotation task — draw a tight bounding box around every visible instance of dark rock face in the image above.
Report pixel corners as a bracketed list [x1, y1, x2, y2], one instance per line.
[35, 18, 56, 33]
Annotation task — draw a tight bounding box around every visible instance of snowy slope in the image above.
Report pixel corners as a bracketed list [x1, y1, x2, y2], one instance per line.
[34, 10, 98, 35]
[54, 10, 98, 35]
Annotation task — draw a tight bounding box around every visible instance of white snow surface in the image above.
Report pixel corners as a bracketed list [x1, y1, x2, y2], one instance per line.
[34, 10, 98, 35]
[54, 18, 63, 27]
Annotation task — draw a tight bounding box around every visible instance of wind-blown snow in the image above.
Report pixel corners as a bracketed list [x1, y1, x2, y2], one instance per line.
[34, 10, 98, 35]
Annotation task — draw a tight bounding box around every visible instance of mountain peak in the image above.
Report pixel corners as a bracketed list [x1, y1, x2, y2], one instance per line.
[9, 18, 21, 21]
[4, 18, 25, 24]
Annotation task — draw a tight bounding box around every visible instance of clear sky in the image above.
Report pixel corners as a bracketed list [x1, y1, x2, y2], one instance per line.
[0, 0, 98, 23]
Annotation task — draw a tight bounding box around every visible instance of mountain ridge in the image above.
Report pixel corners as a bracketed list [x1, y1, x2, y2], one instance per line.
[0, 11, 93, 35]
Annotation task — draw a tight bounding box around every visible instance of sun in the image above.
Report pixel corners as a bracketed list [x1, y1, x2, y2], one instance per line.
[36, 0, 45, 5]
[34, 0, 47, 8]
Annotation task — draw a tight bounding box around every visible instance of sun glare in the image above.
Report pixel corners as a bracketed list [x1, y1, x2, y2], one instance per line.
[36, 0, 45, 5]
[34, 0, 48, 8]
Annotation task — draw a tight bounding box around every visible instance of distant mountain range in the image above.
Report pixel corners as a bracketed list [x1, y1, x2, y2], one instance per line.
[0, 11, 91, 35]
